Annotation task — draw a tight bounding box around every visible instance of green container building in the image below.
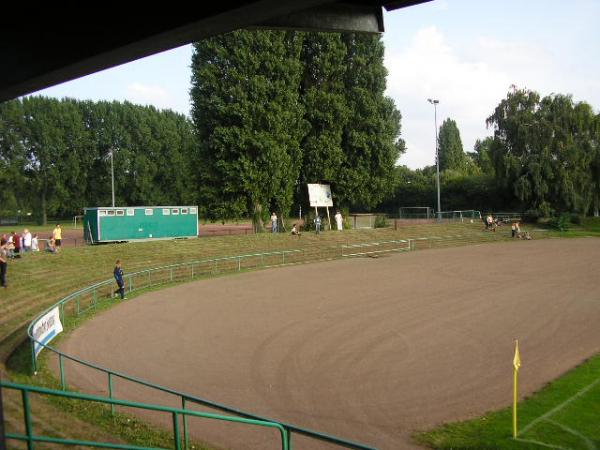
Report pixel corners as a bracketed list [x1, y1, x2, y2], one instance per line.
[83, 206, 199, 243]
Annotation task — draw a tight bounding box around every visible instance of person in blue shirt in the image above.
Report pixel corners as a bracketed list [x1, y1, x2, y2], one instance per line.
[113, 259, 126, 300]
[314, 215, 321, 235]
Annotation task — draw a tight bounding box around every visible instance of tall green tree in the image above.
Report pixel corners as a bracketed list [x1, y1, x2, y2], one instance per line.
[299, 32, 349, 195]
[438, 118, 469, 174]
[191, 30, 307, 230]
[487, 87, 599, 215]
[592, 113, 600, 216]
[338, 33, 404, 210]
[468, 137, 495, 175]
[20, 97, 89, 224]
[0, 100, 28, 215]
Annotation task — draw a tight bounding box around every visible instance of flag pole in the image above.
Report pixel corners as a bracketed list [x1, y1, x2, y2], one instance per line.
[513, 339, 521, 438]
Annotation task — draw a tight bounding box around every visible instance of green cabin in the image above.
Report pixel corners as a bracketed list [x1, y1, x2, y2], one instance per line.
[84, 206, 199, 243]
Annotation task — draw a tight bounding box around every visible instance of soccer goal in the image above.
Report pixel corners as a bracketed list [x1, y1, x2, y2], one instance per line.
[438, 210, 482, 222]
[72, 215, 84, 229]
[398, 207, 434, 219]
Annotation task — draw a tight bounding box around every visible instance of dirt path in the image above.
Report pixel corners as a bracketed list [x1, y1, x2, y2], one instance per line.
[20, 223, 254, 247]
[57, 238, 600, 450]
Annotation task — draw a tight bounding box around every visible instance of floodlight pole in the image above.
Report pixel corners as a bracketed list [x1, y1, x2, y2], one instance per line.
[110, 147, 115, 207]
[428, 98, 441, 221]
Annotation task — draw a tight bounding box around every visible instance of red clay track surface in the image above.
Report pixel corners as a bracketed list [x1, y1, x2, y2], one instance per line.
[27, 223, 253, 248]
[58, 238, 600, 449]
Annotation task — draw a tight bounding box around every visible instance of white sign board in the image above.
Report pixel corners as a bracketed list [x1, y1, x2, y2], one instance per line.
[307, 184, 333, 207]
[32, 307, 63, 357]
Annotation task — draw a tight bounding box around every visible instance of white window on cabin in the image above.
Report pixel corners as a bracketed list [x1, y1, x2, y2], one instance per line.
[145, 209, 153, 216]
[190, 207, 197, 214]
[181, 208, 188, 215]
[99, 210, 106, 217]
[163, 209, 170, 216]
[126, 209, 135, 216]
[116, 210, 125, 216]
[107, 210, 115, 216]
[172, 209, 179, 215]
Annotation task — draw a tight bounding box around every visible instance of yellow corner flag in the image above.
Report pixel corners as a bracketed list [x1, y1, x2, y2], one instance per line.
[513, 340, 521, 438]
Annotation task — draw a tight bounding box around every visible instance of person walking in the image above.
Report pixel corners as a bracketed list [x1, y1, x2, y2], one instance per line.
[314, 215, 322, 235]
[0, 239, 8, 288]
[113, 259, 127, 300]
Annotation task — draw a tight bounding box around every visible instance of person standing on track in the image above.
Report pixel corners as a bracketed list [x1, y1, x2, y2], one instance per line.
[113, 259, 127, 300]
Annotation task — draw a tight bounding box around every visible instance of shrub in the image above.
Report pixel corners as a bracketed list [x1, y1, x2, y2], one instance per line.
[374, 215, 389, 228]
[548, 213, 571, 231]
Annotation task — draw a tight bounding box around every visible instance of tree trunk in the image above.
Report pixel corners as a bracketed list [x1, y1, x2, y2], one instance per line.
[41, 186, 47, 226]
[252, 202, 264, 233]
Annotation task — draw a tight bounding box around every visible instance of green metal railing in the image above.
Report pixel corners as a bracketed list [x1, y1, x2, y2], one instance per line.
[16, 233, 505, 450]
[1, 381, 290, 450]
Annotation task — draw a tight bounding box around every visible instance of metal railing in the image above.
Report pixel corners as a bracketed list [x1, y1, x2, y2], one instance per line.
[17, 233, 506, 450]
[1, 381, 290, 450]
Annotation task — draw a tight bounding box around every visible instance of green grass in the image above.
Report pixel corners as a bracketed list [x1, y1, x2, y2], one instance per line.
[415, 355, 600, 450]
[538, 217, 600, 238]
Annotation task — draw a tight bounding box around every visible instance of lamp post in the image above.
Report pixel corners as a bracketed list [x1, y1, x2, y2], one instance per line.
[428, 98, 441, 221]
[110, 147, 115, 207]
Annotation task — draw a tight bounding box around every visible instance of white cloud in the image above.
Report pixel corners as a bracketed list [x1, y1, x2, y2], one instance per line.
[385, 26, 514, 168]
[126, 83, 173, 111]
[385, 26, 568, 168]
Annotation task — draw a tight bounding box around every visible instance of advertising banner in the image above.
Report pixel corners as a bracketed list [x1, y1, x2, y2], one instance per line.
[32, 307, 63, 357]
[307, 184, 333, 207]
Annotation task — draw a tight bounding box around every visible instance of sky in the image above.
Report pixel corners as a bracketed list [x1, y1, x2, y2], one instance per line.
[32, 0, 600, 169]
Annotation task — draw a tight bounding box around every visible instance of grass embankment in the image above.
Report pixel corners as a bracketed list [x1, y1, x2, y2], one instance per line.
[563, 217, 600, 237]
[415, 354, 600, 450]
[0, 221, 553, 449]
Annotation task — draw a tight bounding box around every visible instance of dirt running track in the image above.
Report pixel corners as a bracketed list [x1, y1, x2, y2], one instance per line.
[58, 238, 600, 450]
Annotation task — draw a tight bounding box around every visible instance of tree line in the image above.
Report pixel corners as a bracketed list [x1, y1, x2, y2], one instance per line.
[0, 98, 195, 224]
[1, 31, 403, 229]
[384, 87, 600, 218]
